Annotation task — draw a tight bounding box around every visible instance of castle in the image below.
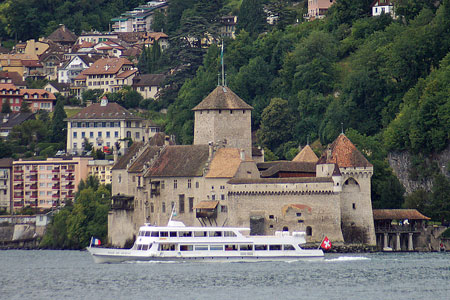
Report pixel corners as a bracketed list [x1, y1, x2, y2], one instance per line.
[108, 85, 376, 247]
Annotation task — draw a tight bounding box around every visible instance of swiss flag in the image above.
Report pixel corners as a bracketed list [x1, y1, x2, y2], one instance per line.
[320, 236, 332, 250]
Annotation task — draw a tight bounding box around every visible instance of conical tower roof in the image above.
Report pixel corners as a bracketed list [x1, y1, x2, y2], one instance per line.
[192, 86, 253, 111]
[292, 145, 318, 163]
[317, 134, 372, 168]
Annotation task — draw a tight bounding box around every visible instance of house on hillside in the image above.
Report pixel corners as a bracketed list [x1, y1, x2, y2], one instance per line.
[220, 16, 238, 39]
[0, 83, 23, 112]
[22, 89, 56, 112]
[0, 54, 39, 80]
[0, 71, 26, 89]
[132, 73, 165, 99]
[58, 55, 99, 84]
[371, 0, 395, 17]
[47, 24, 78, 50]
[307, 0, 336, 20]
[80, 57, 137, 93]
[111, 1, 168, 33]
[44, 82, 71, 98]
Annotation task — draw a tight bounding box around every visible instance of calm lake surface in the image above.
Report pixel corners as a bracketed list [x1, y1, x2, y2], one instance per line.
[0, 250, 449, 300]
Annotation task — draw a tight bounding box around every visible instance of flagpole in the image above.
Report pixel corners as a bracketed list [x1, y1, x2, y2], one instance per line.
[318, 236, 325, 250]
[221, 40, 224, 86]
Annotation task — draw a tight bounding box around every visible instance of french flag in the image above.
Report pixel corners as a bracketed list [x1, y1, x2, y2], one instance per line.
[91, 237, 101, 246]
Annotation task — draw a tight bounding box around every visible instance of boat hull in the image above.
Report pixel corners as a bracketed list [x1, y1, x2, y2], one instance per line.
[87, 247, 324, 264]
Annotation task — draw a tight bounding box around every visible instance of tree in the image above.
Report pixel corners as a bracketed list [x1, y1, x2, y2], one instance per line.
[237, 0, 266, 37]
[50, 100, 67, 143]
[151, 10, 166, 32]
[82, 89, 103, 103]
[20, 101, 31, 113]
[257, 98, 295, 151]
[1, 102, 11, 113]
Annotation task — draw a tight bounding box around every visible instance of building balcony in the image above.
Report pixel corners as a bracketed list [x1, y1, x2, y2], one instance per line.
[66, 185, 75, 190]
[14, 184, 23, 189]
[13, 169, 23, 174]
[52, 193, 60, 198]
[196, 210, 217, 219]
[30, 169, 38, 174]
[0, 173, 8, 179]
[29, 185, 38, 190]
[13, 202, 24, 207]
[52, 176, 60, 181]
[14, 177, 23, 182]
[13, 194, 24, 199]
[0, 184, 8, 189]
[52, 168, 60, 173]
[52, 185, 60, 190]
[30, 176, 38, 182]
[30, 194, 38, 199]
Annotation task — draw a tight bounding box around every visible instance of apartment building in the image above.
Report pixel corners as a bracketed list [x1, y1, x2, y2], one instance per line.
[0, 158, 13, 213]
[12, 157, 91, 211]
[88, 160, 115, 185]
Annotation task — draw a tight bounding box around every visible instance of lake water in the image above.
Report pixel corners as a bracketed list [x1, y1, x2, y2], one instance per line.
[0, 250, 449, 300]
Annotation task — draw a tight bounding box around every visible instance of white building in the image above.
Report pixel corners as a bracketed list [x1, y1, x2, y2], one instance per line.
[65, 97, 144, 155]
[371, 0, 395, 17]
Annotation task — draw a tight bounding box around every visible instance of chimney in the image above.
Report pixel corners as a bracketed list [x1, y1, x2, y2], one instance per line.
[326, 147, 332, 161]
[240, 149, 245, 161]
[113, 148, 118, 163]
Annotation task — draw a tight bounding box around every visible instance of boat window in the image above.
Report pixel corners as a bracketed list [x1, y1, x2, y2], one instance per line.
[145, 231, 151, 237]
[160, 243, 176, 251]
[224, 231, 236, 237]
[225, 245, 238, 251]
[160, 231, 169, 237]
[151, 231, 159, 237]
[269, 245, 282, 251]
[213, 231, 222, 237]
[170, 232, 177, 237]
[255, 245, 268, 251]
[142, 245, 149, 251]
[137, 244, 142, 250]
[180, 231, 192, 237]
[180, 245, 194, 251]
[194, 231, 208, 237]
[138, 231, 144, 236]
[194, 245, 208, 251]
[239, 244, 253, 251]
[283, 245, 295, 251]
[210, 245, 223, 251]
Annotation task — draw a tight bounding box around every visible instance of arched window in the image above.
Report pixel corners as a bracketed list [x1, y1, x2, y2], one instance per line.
[126, 131, 131, 138]
[283, 226, 289, 232]
[306, 226, 312, 236]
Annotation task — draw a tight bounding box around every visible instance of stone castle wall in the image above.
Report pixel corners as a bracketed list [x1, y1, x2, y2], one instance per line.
[194, 110, 252, 158]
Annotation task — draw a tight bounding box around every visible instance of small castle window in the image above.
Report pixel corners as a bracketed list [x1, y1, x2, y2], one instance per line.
[269, 215, 274, 219]
[269, 225, 273, 228]
[297, 220, 304, 223]
[230, 110, 233, 114]
[296, 213, 302, 217]
[219, 110, 221, 114]
[283, 226, 289, 231]
[306, 226, 312, 236]
[352, 203, 356, 210]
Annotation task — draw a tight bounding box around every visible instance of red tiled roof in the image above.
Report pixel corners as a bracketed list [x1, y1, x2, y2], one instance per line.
[22, 89, 56, 100]
[317, 134, 372, 168]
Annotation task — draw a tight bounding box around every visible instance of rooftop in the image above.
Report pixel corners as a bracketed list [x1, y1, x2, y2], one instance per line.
[373, 209, 431, 220]
[192, 86, 253, 111]
[206, 148, 245, 178]
[67, 101, 142, 121]
[317, 134, 372, 168]
[292, 145, 318, 163]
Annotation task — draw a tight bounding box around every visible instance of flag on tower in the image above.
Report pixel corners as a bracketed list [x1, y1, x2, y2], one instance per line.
[320, 236, 332, 250]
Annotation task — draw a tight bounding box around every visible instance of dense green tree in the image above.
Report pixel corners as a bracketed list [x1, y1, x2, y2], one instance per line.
[82, 89, 104, 103]
[151, 11, 166, 32]
[237, 0, 267, 36]
[9, 119, 49, 148]
[20, 101, 31, 113]
[1, 102, 11, 113]
[257, 98, 295, 151]
[50, 100, 67, 143]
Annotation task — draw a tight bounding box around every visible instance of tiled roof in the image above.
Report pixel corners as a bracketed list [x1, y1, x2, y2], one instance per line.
[47, 25, 77, 43]
[133, 74, 166, 86]
[0, 113, 35, 129]
[0, 71, 26, 86]
[117, 32, 147, 44]
[292, 145, 318, 163]
[228, 177, 333, 184]
[22, 89, 56, 100]
[373, 209, 430, 220]
[116, 69, 137, 78]
[111, 142, 144, 170]
[206, 148, 243, 178]
[144, 145, 209, 177]
[128, 146, 161, 173]
[317, 134, 372, 168]
[0, 83, 20, 91]
[192, 86, 253, 111]
[82, 58, 133, 75]
[67, 101, 142, 121]
[46, 82, 70, 92]
[260, 161, 316, 178]
[21, 60, 42, 67]
[147, 32, 168, 40]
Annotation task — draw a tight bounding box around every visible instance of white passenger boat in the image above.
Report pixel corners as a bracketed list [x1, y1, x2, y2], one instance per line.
[88, 218, 323, 263]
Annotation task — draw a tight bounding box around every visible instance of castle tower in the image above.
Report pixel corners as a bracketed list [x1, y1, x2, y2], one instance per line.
[192, 86, 253, 159]
[317, 134, 376, 245]
[292, 144, 318, 163]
